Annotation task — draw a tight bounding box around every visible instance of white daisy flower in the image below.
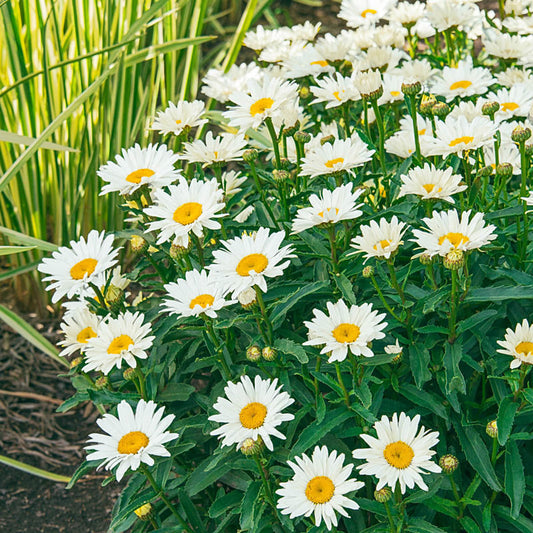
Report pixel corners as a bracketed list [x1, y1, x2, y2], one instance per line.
[291, 183, 364, 234]
[398, 163, 466, 203]
[387, 1, 426, 26]
[58, 306, 101, 358]
[83, 311, 155, 375]
[85, 399, 179, 482]
[315, 31, 355, 62]
[350, 216, 407, 261]
[353, 412, 441, 494]
[497, 319, 533, 369]
[339, 0, 397, 28]
[201, 63, 263, 103]
[38, 230, 119, 304]
[353, 69, 383, 98]
[208, 228, 295, 297]
[378, 73, 405, 105]
[503, 14, 533, 35]
[97, 144, 181, 196]
[447, 100, 485, 122]
[300, 137, 375, 179]
[427, 115, 497, 157]
[223, 76, 299, 131]
[426, 0, 478, 31]
[496, 67, 533, 88]
[282, 45, 334, 79]
[358, 46, 407, 73]
[482, 143, 521, 175]
[221, 170, 247, 197]
[235, 205, 255, 223]
[244, 25, 282, 52]
[144, 177, 225, 247]
[162, 269, 235, 319]
[374, 23, 408, 47]
[209, 375, 294, 451]
[180, 131, 247, 167]
[303, 300, 387, 363]
[483, 30, 533, 60]
[310, 73, 361, 109]
[384, 339, 402, 356]
[396, 59, 436, 84]
[430, 58, 494, 102]
[276, 446, 364, 531]
[491, 83, 533, 121]
[411, 209, 497, 258]
[286, 21, 322, 42]
[151, 100, 207, 136]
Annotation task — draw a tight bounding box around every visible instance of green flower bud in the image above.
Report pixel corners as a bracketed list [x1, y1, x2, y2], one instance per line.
[419, 253, 433, 266]
[486, 420, 498, 439]
[239, 436, 265, 455]
[95, 376, 109, 390]
[496, 163, 513, 178]
[443, 249, 465, 270]
[362, 265, 374, 278]
[419, 94, 437, 115]
[481, 101, 500, 117]
[401, 81, 421, 96]
[130, 235, 148, 254]
[374, 487, 392, 503]
[294, 131, 311, 144]
[246, 345, 262, 362]
[439, 454, 459, 474]
[262, 346, 277, 361]
[511, 125, 532, 143]
[273, 169, 290, 182]
[123, 367, 137, 381]
[432, 102, 450, 118]
[243, 148, 259, 163]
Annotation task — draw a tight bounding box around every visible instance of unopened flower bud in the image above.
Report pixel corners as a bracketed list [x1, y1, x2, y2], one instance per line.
[273, 169, 290, 182]
[95, 376, 109, 390]
[238, 287, 257, 309]
[362, 265, 374, 278]
[478, 165, 493, 178]
[294, 131, 311, 144]
[481, 101, 500, 117]
[439, 454, 459, 474]
[130, 235, 148, 254]
[70, 357, 83, 369]
[401, 81, 421, 96]
[419, 94, 437, 115]
[443, 249, 465, 270]
[496, 163, 513, 178]
[320, 135, 335, 146]
[283, 123, 299, 137]
[134, 503, 153, 521]
[365, 85, 384, 101]
[374, 487, 392, 503]
[243, 148, 259, 163]
[511, 125, 532, 143]
[419, 253, 433, 266]
[123, 367, 137, 381]
[246, 345, 261, 362]
[486, 420, 498, 439]
[170, 239, 190, 259]
[432, 102, 450, 118]
[262, 346, 277, 361]
[239, 436, 264, 455]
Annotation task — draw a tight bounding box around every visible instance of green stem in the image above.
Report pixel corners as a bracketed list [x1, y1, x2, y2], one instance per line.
[191, 233, 205, 268]
[384, 500, 396, 533]
[88, 282, 109, 312]
[370, 274, 402, 322]
[314, 355, 322, 407]
[135, 366, 147, 399]
[254, 286, 273, 345]
[407, 94, 421, 161]
[370, 98, 389, 189]
[444, 29, 454, 66]
[248, 160, 280, 230]
[205, 318, 231, 380]
[326, 225, 339, 273]
[387, 260, 406, 305]
[343, 102, 352, 138]
[141, 466, 194, 533]
[449, 474, 464, 518]
[253, 455, 278, 515]
[265, 117, 281, 169]
[335, 362, 350, 406]
[448, 269, 459, 343]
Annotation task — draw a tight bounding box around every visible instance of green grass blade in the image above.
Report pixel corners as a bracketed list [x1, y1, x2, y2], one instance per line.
[0, 130, 79, 152]
[0, 245, 36, 256]
[0, 304, 67, 367]
[222, 0, 257, 72]
[0, 226, 57, 251]
[0, 454, 71, 483]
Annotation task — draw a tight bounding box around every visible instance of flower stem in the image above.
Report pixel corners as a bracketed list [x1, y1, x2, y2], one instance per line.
[407, 94, 421, 161]
[370, 274, 402, 322]
[135, 366, 147, 399]
[248, 160, 280, 230]
[370, 98, 389, 187]
[265, 117, 281, 169]
[326, 225, 339, 273]
[141, 466, 194, 533]
[253, 455, 277, 512]
[384, 500, 396, 533]
[204, 318, 231, 379]
[254, 286, 273, 345]
[191, 233, 205, 268]
[335, 362, 350, 406]
[448, 269, 459, 343]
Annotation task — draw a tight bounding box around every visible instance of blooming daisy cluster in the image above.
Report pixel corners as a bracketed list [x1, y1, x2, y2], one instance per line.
[36, 1, 533, 530]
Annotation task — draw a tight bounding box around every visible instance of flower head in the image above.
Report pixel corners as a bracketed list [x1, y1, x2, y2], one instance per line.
[151, 100, 207, 136]
[59, 306, 101, 358]
[497, 319, 533, 369]
[180, 132, 247, 167]
[350, 216, 407, 260]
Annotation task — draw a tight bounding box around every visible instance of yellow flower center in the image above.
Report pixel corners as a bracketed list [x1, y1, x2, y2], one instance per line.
[516, 341, 533, 355]
[126, 168, 155, 184]
[305, 476, 335, 504]
[333, 91, 342, 101]
[173, 202, 203, 225]
[422, 184, 443, 194]
[76, 326, 97, 344]
[501, 102, 519, 112]
[438, 232, 469, 247]
[361, 8, 377, 17]
[390, 90, 400, 97]
[310, 60, 328, 67]
[318, 207, 339, 218]
[107, 334, 134, 354]
[332, 323, 360, 343]
[175, 119, 182, 125]
[70, 258, 98, 280]
[117, 431, 149, 454]
[239, 402, 267, 429]
[189, 293, 215, 309]
[373, 239, 391, 250]
[383, 440, 414, 469]
[325, 157, 345, 168]
[449, 136, 474, 148]
[250, 97, 274, 116]
[236, 253, 268, 276]
[419, 128, 426, 135]
[449, 80, 472, 91]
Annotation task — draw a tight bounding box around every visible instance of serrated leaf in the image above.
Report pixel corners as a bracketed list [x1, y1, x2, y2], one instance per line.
[399, 384, 449, 422]
[497, 395, 518, 446]
[274, 338, 308, 364]
[408, 344, 431, 388]
[178, 488, 207, 532]
[185, 455, 232, 496]
[456, 309, 498, 335]
[465, 285, 533, 302]
[504, 440, 525, 519]
[458, 518, 482, 533]
[333, 273, 357, 305]
[239, 480, 263, 530]
[157, 382, 196, 402]
[444, 341, 466, 395]
[208, 490, 243, 519]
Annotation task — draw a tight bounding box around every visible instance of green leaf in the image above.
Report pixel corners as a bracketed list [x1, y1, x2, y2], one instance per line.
[0, 245, 35, 256]
[493, 504, 533, 530]
[399, 384, 449, 422]
[456, 309, 498, 335]
[274, 338, 308, 364]
[408, 344, 431, 388]
[177, 488, 207, 533]
[185, 455, 233, 496]
[157, 382, 196, 402]
[452, 417, 502, 492]
[66, 460, 102, 489]
[406, 518, 447, 532]
[0, 454, 71, 483]
[0, 304, 67, 367]
[208, 490, 243, 519]
[458, 517, 482, 533]
[239, 480, 263, 530]
[0, 129, 79, 152]
[504, 440, 525, 519]
[497, 396, 518, 446]
[333, 272, 357, 305]
[465, 285, 533, 302]
[0, 225, 57, 251]
[444, 341, 466, 395]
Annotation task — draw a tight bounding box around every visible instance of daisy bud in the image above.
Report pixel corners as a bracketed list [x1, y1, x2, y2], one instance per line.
[273, 169, 290, 182]
[443, 249, 464, 270]
[262, 346, 277, 361]
[239, 436, 264, 456]
[130, 235, 148, 255]
[374, 487, 392, 503]
[170, 239, 191, 260]
[134, 503, 153, 521]
[299, 85, 310, 99]
[486, 420, 498, 439]
[511, 125, 532, 143]
[362, 265, 374, 278]
[478, 165, 493, 178]
[320, 134, 335, 146]
[238, 287, 257, 309]
[419, 253, 433, 266]
[294, 131, 311, 144]
[70, 356, 83, 369]
[242, 148, 258, 163]
[401, 81, 421, 96]
[496, 163, 513, 178]
[95, 376, 109, 390]
[123, 367, 137, 381]
[432, 102, 450, 118]
[439, 454, 459, 474]
[481, 101, 500, 117]
[283, 122, 299, 137]
[246, 345, 262, 362]
[419, 94, 437, 115]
